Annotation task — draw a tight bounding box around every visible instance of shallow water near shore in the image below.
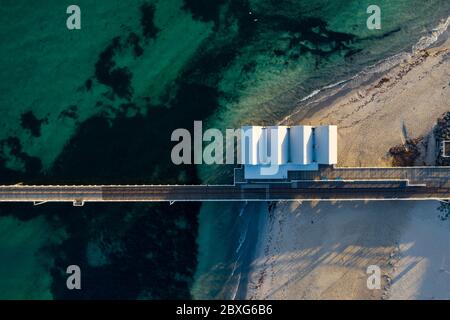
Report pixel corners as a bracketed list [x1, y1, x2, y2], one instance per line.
[0, 0, 449, 299]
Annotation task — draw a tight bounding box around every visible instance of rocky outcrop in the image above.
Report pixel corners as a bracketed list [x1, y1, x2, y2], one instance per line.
[434, 111, 450, 166]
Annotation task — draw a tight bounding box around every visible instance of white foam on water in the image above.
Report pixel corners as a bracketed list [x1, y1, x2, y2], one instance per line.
[413, 15, 450, 52]
[236, 226, 248, 254]
[239, 201, 248, 217]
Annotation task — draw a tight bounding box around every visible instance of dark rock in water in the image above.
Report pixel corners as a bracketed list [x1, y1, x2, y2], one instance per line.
[59, 105, 78, 120]
[0, 136, 42, 179]
[273, 49, 285, 56]
[20, 111, 47, 138]
[95, 37, 134, 100]
[85, 79, 93, 91]
[127, 32, 144, 57]
[140, 3, 160, 40]
[182, 0, 226, 25]
[358, 27, 402, 41]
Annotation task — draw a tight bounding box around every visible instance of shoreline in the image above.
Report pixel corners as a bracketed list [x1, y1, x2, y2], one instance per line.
[279, 15, 450, 128]
[239, 17, 450, 300]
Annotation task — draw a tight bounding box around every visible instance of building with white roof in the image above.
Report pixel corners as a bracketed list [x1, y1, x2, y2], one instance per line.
[289, 125, 313, 164]
[266, 126, 289, 165]
[315, 125, 337, 165]
[241, 125, 337, 179]
[240, 126, 264, 165]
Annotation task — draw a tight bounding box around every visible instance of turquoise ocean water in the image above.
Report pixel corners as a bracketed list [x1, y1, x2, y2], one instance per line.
[0, 0, 449, 299]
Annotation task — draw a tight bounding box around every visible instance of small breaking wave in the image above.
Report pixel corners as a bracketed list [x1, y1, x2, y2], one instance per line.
[236, 226, 248, 254]
[413, 15, 450, 52]
[239, 201, 248, 217]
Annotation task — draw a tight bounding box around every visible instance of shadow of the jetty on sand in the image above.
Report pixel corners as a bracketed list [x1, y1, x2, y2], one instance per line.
[247, 200, 418, 299]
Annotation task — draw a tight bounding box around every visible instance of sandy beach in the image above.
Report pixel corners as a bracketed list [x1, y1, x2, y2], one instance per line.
[247, 201, 450, 300]
[244, 22, 450, 300]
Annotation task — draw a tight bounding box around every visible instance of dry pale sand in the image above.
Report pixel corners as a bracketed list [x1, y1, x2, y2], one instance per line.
[246, 32, 450, 299]
[388, 203, 450, 300]
[247, 201, 450, 300]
